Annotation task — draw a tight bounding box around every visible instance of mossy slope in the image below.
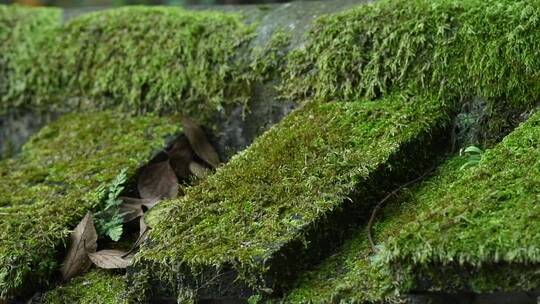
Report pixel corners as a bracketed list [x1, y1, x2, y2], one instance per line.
[0, 112, 180, 299]
[8, 6, 254, 123]
[286, 110, 540, 303]
[0, 5, 60, 113]
[43, 270, 126, 304]
[134, 93, 451, 299]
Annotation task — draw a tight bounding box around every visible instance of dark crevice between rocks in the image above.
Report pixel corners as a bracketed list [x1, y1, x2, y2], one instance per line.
[0, 109, 62, 159]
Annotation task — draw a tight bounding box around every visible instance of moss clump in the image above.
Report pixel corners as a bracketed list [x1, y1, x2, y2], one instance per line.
[0, 5, 60, 113]
[0, 111, 180, 300]
[286, 110, 540, 303]
[43, 270, 126, 304]
[281, 0, 540, 144]
[133, 92, 451, 299]
[11, 7, 254, 123]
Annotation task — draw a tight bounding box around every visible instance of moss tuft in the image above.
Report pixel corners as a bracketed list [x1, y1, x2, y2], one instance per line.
[0, 5, 60, 113]
[43, 270, 126, 304]
[133, 92, 451, 298]
[0, 111, 180, 299]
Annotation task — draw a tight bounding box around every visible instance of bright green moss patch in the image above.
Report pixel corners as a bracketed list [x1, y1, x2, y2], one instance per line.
[0, 5, 60, 113]
[286, 110, 540, 303]
[43, 270, 126, 304]
[11, 7, 254, 122]
[0, 111, 180, 299]
[134, 93, 451, 298]
[281, 0, 540, 143]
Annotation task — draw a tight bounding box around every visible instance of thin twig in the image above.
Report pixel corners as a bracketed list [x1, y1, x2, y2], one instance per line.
[367, 166, 436, 252]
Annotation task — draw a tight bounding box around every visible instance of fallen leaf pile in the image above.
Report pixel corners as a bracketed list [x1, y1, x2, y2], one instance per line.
[60, 116, 220, 280]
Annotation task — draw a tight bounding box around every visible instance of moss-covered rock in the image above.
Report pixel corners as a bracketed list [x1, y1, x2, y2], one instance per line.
[132, 92, 451, 300]
[0, 111, 180, 300]
[0, 5, 60, 113]
[286, 110, 540, 303]
[281, 0, 540, 145]
[383, 110, 540, 293]
[43, 270, 126, 304]
[8, 6, 254, 123]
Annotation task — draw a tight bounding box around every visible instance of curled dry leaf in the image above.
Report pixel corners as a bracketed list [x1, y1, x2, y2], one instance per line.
[119, 197, 161, 223]
[61, 212, 98, 280]
[138, 160, 179, 199]
[166, 136, 195, 179]
[181, 115, 220, 168]
[189, 161, 211, 179]
[88, 250, 133, 269]
[119, 203, 144, 223]
[120, 196, 161, 211]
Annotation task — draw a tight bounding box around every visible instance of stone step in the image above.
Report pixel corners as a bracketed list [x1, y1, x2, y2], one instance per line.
[131, 93, 452, 300]
[0, 112, 180, 300]
[286, 110, 540, 303]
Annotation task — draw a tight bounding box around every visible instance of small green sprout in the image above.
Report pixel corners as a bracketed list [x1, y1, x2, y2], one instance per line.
[460, 145, 484, 170]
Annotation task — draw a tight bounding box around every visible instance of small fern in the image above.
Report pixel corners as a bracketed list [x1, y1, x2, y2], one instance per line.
[95, 168, 128, 241]
[460, 145, 484, 170]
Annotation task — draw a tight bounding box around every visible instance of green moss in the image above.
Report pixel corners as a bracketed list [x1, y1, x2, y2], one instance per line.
[0, 5, 61, 113]
[383, 110, 540, 288]
[133, 92, 451, 298]
[9, 7, 254, 123]
[43, 270, 126, 304]
[281, 0, 540, 143]
[286, 110, 540, 303]
[0, 111, 180, 299]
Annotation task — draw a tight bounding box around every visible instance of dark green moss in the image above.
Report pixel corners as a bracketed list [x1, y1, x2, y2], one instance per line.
[43, 270, 126, 304]
[0, 5, 60, 113]
[286, 110, 540, 303]
[133, 92, 451, 299]
[10, 7, 255, 123]
[0, 111, 180, 300]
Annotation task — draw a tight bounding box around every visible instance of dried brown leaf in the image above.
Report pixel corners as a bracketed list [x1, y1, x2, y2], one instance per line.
[167, 136, 195, 179]
[181, 115, 220, 168]
[120, 196, 161, 213]
[138, 161, 179, 199]
[88, 250, 132, 269]
[61, 212, 98, 280]
[119, 203, 144, 223]
[188, 161, 211, 179]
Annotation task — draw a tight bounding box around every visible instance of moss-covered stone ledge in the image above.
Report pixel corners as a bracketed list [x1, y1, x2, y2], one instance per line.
[130, 93, 452, 301]
[43, 270, 126, 304]
[9, 7, 253, 123]
[383, 109, 540, 294]
[0, 112, 180, 300]
[286, 110, 540, 303]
